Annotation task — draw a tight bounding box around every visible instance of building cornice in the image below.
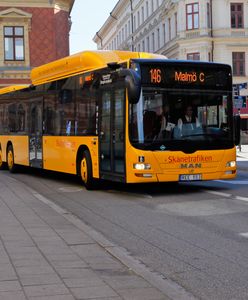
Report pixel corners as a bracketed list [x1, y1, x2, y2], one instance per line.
[0, 0, 74, 12]
[0, 7, 32, 18]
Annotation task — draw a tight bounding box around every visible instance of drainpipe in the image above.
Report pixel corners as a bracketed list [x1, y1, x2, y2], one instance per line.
[96, 31, 103, 49]
[130, 0, 134, 51]
[210, 0, 214, 62]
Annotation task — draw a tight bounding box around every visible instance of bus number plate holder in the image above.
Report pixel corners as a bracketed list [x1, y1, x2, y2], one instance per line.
[179, 174, 202, 181]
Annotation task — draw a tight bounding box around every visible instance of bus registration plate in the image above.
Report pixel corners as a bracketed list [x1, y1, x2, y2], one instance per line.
[179, 174, 202, 181]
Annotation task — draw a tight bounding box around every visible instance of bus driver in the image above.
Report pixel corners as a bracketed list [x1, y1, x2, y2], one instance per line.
[177, 105, 201, 136]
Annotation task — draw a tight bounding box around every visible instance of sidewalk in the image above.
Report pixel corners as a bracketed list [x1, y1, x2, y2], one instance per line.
[0, 173, 178, 300]
[237, 144, 248, 160]
[1, 147, 246, 300]
[236, 144, 248, 171]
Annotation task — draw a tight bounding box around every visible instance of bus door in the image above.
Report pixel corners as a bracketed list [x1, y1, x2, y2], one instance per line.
[29, 98, 43, 168]
[99, 86, 126, 182]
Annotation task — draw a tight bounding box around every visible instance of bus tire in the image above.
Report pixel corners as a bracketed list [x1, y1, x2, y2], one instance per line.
[7, 145, 17, 173]
[79, 150, 95, 190]
[0, 148, 6, 170]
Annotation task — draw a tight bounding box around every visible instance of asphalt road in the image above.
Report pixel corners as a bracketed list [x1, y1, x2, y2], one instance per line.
[3, 165, 248, 300]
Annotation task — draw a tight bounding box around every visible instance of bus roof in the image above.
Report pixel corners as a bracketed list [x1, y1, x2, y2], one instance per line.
[0, 85, 30, 95]
[31, 50, 166, 85]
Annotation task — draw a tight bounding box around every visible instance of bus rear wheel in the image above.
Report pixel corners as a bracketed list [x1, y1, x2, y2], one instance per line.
[7, 145, 17, 173]
[80, 150, 95, 190]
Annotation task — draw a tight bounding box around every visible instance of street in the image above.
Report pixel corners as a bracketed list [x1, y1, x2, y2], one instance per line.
[1, 154, 247, 300]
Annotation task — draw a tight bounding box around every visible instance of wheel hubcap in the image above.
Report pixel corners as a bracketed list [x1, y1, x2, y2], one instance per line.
[81, 158, 87, 183]
[8, 150, 13, 169]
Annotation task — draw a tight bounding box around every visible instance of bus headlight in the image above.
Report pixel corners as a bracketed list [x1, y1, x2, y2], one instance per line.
[133, 163, 151, 170]
[226, 161, 236, 168]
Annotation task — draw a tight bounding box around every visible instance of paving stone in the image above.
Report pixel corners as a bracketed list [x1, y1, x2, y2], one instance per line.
[117, 287, 168, 300]
[16, 265, 55, 276]
[71, 244, 110, 258]
[63, 277, 105, 288]
[20, 274, 62, 286]
[24, 284, 70, 297]
[70, 285, 119, 299]
[12, 258, 49, 268]
[28, 295, 75, 300]
[51, 260, 87, 269]
[56, 267, 98, 279]
[0, 281, 22, 292]
[55, 229, 94, 245]
[0, 290, 27, 300]
[100, 275, 151, 290]
[0, 264, 17, 281]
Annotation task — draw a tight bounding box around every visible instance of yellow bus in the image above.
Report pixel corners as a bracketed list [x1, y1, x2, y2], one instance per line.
[0, 50, 240, 189]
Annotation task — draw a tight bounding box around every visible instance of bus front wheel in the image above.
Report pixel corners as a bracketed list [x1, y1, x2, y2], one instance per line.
[7, 145, 17, 173]
[80, 150, 95, 190]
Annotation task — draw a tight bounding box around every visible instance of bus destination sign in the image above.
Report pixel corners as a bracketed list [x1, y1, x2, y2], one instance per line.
[140, 63, 231, 90]
[150, 68, 205, 84]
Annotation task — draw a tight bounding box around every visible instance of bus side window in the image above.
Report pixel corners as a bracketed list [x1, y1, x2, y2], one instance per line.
[17, 104, 26, 132]
[57, 77, 76, 136]
[43, 82, 57, 135]
[75, 75, 96, 136]
[8, 104, 17, 132]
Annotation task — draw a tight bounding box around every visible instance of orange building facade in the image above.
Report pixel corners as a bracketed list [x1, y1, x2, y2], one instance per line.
[0, 0, 74, 87]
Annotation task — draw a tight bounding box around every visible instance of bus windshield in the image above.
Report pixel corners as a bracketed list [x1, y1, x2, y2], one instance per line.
[129, 88, 233, 152]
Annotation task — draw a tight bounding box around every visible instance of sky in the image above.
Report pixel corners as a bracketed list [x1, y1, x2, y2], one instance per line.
[69, 0, 118, 54]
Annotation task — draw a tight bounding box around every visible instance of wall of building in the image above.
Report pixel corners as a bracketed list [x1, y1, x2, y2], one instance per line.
[0, 0, 73, 87]
[94, 0, 248, 89]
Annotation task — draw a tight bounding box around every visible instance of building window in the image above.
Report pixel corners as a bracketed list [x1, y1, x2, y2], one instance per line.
[168, 18, 171, 40]
[207, 2, 211, 28]
[157, 28, 160, 49]
[146, 36, 150, 52]
[133, 15, 136, 31]
[152, 32, 155, 52]
[4, 26, 24, 61]
[175, 12, 178, 35]
[163, 23, 166, 44]
[232, 52, 245, 76]
[186, 3, 199, 30]
[187, 52, 200, 61]
[231, 3, 243, 28]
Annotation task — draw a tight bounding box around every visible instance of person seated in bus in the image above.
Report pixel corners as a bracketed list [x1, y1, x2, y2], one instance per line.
[143, 110, 158, 140]
[157, 104, 175, 139]
[176, 105, 201, 137]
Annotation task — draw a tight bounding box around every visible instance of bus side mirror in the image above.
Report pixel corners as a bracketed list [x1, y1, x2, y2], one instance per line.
[233, 115, 241, 146]
[118, 69, 141, 104]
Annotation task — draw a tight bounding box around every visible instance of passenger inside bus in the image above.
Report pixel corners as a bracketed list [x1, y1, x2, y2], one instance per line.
[157, 104, 175, 139]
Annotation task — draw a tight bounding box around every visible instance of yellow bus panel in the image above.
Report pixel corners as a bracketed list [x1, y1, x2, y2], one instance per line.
[0, 136, 29, 166]
[125, 137, 236, 183]
[42, 136, 99, 177]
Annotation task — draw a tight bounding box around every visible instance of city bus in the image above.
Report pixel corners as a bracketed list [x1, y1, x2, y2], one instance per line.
[0, 50, 240, 189]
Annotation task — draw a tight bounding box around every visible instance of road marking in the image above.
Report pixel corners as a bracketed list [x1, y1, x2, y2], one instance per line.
[206, 190, 248, 204]
[206, 190, 232, 198]
[235, 196, 248, 202]
[58, 187, 83, 193]
[216, 180, 248, 185]
[239, 233, 248, 238]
